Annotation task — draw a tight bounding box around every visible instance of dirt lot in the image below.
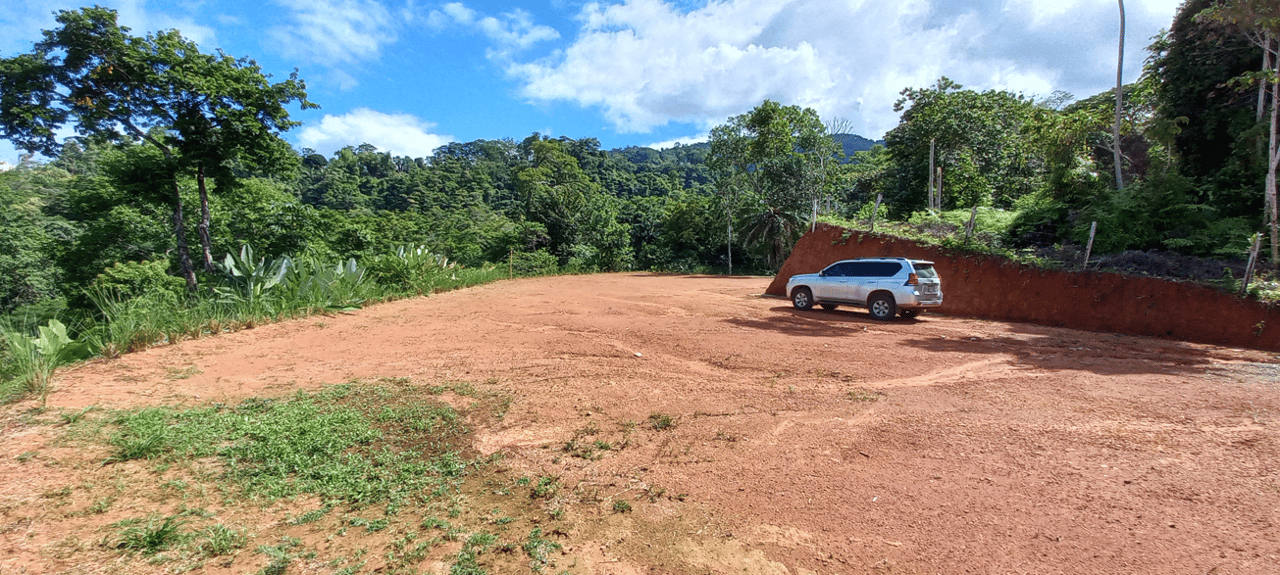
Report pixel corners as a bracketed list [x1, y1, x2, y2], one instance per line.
[3, 273, 1279, 574]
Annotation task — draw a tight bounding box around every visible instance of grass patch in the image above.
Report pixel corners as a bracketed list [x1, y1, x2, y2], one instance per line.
[102, 380, 473, 508]
[648, 412, 677, 431]
[31, 377, 585, 573]
[846, 388, 883, 402]
[109, 514, 189, 555]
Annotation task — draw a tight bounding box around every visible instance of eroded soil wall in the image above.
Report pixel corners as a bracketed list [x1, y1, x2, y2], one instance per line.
[767, 223, 1280, 351]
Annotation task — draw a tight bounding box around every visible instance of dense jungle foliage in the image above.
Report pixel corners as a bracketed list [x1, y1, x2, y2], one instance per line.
[2, 2, 1279, 399]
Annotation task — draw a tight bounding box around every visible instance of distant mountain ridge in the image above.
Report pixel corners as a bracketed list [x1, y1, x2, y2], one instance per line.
[608, 133, 881, 158]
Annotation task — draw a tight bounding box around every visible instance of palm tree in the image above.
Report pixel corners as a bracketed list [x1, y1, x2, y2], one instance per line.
[741, 206, 804, 270]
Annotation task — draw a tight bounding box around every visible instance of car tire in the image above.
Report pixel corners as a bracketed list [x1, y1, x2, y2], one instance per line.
[867, 293, 896, 320]
[899, 308, 920, 319]
[819, 303, 838, 311]
[791, 287, 814, 310]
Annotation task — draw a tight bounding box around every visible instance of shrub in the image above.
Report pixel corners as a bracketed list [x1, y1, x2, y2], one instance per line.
[90, 260, 186, 303]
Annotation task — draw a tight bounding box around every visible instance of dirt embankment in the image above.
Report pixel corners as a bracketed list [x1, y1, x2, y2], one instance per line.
[768, 223, 1280, 351]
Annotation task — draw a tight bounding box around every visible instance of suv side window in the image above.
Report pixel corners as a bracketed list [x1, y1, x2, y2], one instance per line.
[845, 262, 873, 277]
[826, 262, 859, 276]
[876, 262, 903, 277]
[851, 262, 902, 277]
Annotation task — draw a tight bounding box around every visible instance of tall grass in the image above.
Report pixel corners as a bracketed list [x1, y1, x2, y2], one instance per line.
[2, 245, 516, 404]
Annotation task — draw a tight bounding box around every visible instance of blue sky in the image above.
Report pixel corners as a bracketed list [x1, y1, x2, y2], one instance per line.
[1, 0, 1183, 164]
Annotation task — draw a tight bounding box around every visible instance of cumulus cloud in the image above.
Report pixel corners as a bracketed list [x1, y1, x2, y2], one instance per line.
[1, 0, 217, 54]
[425, 2, 559, 57]
[270, 0, 398, 66]
[504, 0, 1181, 138]
[297, 108, 455, 157]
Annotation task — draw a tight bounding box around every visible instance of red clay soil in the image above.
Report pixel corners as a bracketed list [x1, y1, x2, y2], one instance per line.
[2, 273, 1279, 574]
[768, 224, 1280, 352]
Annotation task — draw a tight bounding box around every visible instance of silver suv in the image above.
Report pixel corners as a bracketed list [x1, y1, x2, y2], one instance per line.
[785, 258, 943, 320]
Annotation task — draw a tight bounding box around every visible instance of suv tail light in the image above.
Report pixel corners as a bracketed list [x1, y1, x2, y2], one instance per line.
[905, 273, 919, 286]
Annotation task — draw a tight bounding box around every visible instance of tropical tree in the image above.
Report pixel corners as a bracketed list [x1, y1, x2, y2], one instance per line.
[0, 7, 313, 289]
[707, 100, 840, 272]
[1199, 0, 1280, 267]
[884, 78, 1043, 214]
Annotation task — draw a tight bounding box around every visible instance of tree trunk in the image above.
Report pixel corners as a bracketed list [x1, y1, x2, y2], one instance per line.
[1266, 50, 1278, 270]
[172, 179, 198, 292]
[1259, 33, 1273, 162]
[196, 164, 215, 273]
[1114, 0, 1126, 191]
[1259, 33, 1272, 123]
[726, 207, 733, 276]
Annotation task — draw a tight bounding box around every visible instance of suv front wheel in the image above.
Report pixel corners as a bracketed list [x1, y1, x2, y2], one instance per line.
[867, 293, 896, 320]
[791, 287, 814, 310]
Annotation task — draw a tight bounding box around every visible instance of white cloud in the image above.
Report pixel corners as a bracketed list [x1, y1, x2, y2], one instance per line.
[270, 0, 398, 66]
[425, 2, 559, 57]
[297, 108, 455, 157]
[646, 132, 708, 149]
[504, 0, 1181, 138]
[0, 0, 217, 54]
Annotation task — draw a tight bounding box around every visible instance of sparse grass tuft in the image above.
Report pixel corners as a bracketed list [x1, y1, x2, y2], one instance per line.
[110, 514, 188, 555]
[847, 388, 882, 402]
[648, 412, 677, 431]
[523, 527, 562, 573]
[530, 476, 559, 500]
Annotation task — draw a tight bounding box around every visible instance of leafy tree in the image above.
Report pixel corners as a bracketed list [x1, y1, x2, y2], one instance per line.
[0, 163, 79, 312]
[514, 138, 631, 267]
[54, 143, 180, 306]
[884, 78, 1043, 214]
[1152, 0, 1264, 210]
[707, 100, 840, 271]
[1199, 0, 1280, 267]
[0, 7, 313, 289]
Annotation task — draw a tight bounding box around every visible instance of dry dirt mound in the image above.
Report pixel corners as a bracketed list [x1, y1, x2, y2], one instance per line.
[3, 273, 1279, 574]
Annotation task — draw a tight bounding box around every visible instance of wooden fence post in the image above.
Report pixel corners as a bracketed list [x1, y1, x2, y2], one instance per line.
[964, 205, 979, 243]
[928, 139, 936, 210]
[1082, 221, 1098, 269]
[935, 167, 943, 211]
[1241, 233, 1262, 297]
[870, 194, 883, 232]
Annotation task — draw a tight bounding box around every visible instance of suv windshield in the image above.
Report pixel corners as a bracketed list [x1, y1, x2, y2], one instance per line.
[913, 264, 938, 279]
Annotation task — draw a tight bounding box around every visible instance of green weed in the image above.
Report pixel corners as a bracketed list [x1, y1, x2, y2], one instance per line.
[648, 412, 676, 431]
[110, 514, 188, 555]
[530, 476, 559, 500]
[523, 527, 562, 573]
[195, 524, 247, 557]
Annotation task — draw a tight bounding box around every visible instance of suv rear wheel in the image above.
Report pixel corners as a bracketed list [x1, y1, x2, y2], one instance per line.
[791, 287, 814, 310]
[867, 293, 896, 320]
